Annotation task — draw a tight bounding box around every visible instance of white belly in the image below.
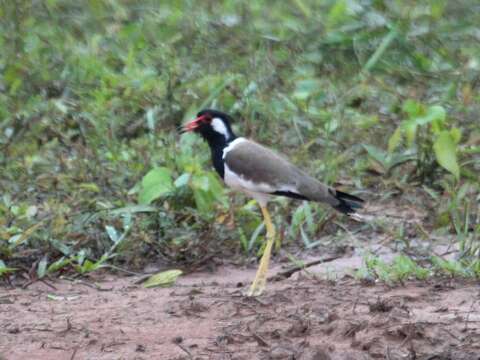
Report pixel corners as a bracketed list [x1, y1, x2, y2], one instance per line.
[224, 163, 271, 206]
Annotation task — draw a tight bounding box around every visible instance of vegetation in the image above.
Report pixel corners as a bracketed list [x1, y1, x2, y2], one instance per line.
[1, 0, 479, 282]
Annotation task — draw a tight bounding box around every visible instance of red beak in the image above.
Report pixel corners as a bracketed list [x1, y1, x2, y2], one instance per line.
[182, 115, 207, 132]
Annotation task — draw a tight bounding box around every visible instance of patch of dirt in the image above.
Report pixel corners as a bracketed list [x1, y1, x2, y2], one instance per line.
[1, 268, 479, 360]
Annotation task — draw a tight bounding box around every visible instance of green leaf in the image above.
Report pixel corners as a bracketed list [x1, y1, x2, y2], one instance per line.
[109, 205, 157, 216]
[293, 79, 322, 100]
[433, 130, 460, 180]
[143, 269, 182, 288]
[50, 239, 72, 256]
[138, 167, 174, 205]
[37, 256, 48, 279]
[192, 174, 210, 191]
[326, 0, 348, 28]
[105, 225, 120, 243]
[388, 127, 403, 153]
[402, 119, 418, 146]
[362, 26, 398, 73]
[417, 105, 446, 132]
[431, 256, 468, 277]
[47, 257, 71, 273]
[79, 183, 100, 193]
[402, 99, 423, 118]
[248, 222, 265, 252]
[193, 188, 214, 214]
[450, 127, 462, 144]
[0, 260, 17, 275]
[205, 173, 227, 204]
[174, 173, 190, 188]
[363, 145, 387, 167]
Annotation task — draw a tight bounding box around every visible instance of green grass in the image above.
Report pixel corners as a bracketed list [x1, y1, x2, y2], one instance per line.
[1, 0, 479, 279]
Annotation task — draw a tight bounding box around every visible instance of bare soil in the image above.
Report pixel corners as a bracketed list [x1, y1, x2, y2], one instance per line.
[1, 265, 479, 360]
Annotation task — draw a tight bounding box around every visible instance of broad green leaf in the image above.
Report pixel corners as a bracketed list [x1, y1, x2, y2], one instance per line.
[138, 167, 174, 205]
[75, 250, 87, 265]
[79, 183, 100, 193]
[193, 188, 214, 214]
[206, 173, 227, 205]
[105, 225, 120, 243]
[326, 0, 348, 28]
[0, 260, 17, 275]
[363, 145, 387, 167]
[174, 173, 190, 187]
[75, 257, 108, 274]
[192, 174, 210, 191]
[143, 269, 182, 288]
[388, 127, 403, 152]
[417, 105, 446, 127]
[300, 225, 311, 247]
[363, 26, 398, 73]
[290, 204, 305, 238]
[402, 119, 418, 146]
[433, 130, 460, 180]
[293, 79, 322, 100]
[248, 222, 265, 252]
[8, 222, 43, 249]
[146, 108, 156, 132]
[450, 127, 462, 144]
[190, 172, 227, 213]
[80, 259, 96, 272]
[50, 239, 72, 256]
[109, 205, 157, 216]
[432, 256, 468, 277]
[37, 256, 48, 279]
[402, 99, 423, 118]
[47, 257, 71, 273]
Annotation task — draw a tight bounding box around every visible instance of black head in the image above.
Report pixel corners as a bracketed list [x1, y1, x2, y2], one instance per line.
[182, 109, 236, 144]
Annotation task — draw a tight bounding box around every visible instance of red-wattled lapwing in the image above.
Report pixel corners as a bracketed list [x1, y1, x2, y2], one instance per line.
[182, 109, 364, 296]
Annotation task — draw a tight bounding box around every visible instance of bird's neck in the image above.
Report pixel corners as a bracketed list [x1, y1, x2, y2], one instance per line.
[206, 135, 236, 179]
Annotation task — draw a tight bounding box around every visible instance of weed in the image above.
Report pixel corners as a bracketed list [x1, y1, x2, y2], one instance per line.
[357, 254, 430, 283]
[0, 1, 479, 280]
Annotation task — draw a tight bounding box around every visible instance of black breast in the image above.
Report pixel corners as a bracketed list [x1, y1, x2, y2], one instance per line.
[210, 145, 225, 179]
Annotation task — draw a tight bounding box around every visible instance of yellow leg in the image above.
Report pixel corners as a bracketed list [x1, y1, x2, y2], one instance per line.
[246, 205, 275, 297]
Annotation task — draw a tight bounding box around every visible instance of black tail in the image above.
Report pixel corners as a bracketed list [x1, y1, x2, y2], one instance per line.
[331, 189, 364, 215]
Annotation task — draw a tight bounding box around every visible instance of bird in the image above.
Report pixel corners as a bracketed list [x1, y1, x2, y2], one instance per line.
[181, 109, 364, 296]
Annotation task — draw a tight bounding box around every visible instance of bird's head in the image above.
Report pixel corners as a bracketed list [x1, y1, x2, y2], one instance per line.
[182, 109, 236, 144]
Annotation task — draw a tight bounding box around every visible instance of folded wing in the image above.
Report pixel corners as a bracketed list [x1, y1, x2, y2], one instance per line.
[223, 139, 334, 204]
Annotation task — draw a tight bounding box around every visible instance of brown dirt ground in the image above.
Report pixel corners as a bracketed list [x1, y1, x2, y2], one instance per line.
[1, 265, 480, 360]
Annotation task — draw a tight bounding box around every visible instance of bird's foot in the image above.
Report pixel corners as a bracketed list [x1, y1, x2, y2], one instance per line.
[245, 244, 270, 297]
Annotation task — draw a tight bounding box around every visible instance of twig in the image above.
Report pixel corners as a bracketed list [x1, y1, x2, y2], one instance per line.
[133, 273, 158, 285]
[62, 276, 113, 291]
[173, 338, 193, 359]
[57, 318, 75, 337]
[269, 254, 343, 281]
[182, 254, 218, 275]
[40, 278, 58, 290]
[21, 278, 57, 290]
[70, 348, 78, 360]
[250, 331, 270, 347]
[386, 346, 392, 360]
[464, 299, 478, 331]
[104, 265, 145, 276]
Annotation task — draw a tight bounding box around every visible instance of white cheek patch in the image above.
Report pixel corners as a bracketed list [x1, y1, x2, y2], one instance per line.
[211, 118, 230, 139]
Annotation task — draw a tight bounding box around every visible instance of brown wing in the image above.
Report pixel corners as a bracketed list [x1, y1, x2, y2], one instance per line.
[224, 139, 337, 206]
